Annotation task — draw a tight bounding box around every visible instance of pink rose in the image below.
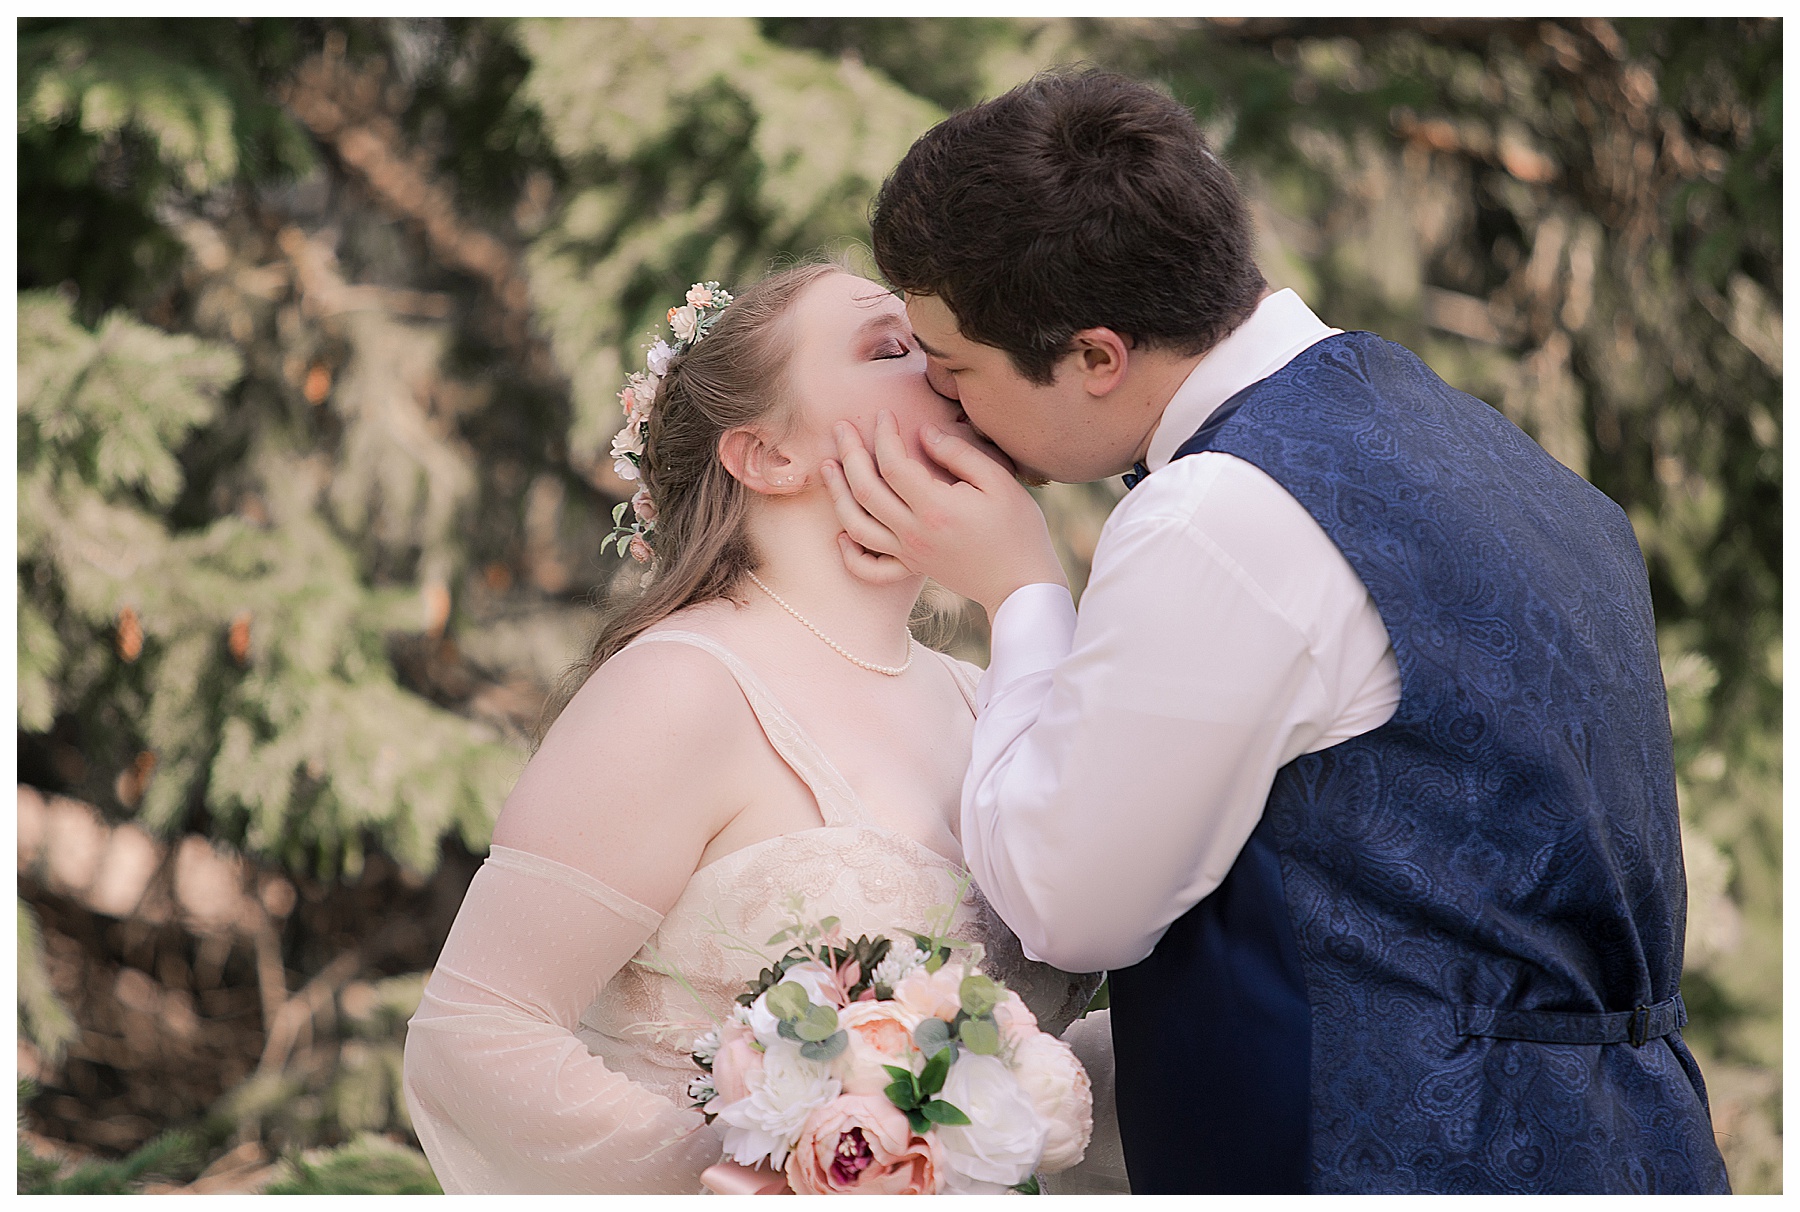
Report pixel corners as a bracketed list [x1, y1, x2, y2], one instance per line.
[891, 962, 967, 1023]
[711, 1025, 764, 1105]
[1009, 1030, 1092, 1173]
[630, 487, 657, 523]
[627, 534, 653, 564]
[784, 1094, 942, 1195]
[834, 1001, 923, 1095]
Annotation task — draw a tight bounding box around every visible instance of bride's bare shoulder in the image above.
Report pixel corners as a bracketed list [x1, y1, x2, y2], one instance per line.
[551, 632, 751, 751]
[492, 632, 761, 885]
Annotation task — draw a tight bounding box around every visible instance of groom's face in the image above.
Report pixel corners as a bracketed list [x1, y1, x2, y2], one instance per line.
[904, 295, 1132, 484]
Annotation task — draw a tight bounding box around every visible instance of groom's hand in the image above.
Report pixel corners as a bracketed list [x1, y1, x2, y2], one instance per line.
[822, 410, 1067, 616]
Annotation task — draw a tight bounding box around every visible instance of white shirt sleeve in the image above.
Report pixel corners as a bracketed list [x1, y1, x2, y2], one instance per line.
[962, 453, 1400, 974]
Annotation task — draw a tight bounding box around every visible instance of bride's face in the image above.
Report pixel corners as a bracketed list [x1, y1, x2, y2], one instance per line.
[778, 271, 967, 476]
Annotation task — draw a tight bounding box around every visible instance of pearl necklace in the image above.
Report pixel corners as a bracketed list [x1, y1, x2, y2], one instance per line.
[744, 571, 916, 676]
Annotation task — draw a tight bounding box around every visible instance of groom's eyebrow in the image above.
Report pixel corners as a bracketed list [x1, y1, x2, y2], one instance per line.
[911, 332, 950, 360]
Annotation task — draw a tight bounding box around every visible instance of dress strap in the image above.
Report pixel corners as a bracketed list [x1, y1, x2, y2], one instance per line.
[623, 630, 872, 828]
[932, 649, 983, 716]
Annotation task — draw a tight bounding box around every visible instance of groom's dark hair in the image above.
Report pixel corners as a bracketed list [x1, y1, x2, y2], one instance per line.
[872, 68, 1266, 385]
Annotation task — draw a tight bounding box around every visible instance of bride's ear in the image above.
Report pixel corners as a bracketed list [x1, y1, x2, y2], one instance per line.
[718, 426, 807, 496]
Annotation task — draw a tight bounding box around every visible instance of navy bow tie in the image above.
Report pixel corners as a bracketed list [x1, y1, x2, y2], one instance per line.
[1122, 461, 1151, 491]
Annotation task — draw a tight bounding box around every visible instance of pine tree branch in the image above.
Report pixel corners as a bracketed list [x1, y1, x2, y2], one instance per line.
[278, 37, 557, 382]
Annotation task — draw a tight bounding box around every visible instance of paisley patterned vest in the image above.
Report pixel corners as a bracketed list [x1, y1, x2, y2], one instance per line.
[1107, 332, 1727, 1194]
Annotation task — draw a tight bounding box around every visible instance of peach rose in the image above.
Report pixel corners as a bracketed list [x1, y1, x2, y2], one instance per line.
[891, 961, 968, 1023]
[835, 1000, 923, 1095]
[784, 1094, 942, 1195]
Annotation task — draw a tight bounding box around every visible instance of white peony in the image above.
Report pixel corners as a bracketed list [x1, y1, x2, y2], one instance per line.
[1008, 1031, 1092, 1173]
[609, 424, 644, 481]
[669, 305, 699, 342]
[712, 1040, 841, 1169]
[931, 1052, 1047, 1191]
[645, 339, 673, 376]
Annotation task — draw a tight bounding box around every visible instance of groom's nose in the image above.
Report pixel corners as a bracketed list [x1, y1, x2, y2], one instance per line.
[925, 358, 959, 401]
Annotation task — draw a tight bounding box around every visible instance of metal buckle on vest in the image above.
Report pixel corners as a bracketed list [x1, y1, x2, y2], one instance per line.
[1629, 1004, 1650, 1047]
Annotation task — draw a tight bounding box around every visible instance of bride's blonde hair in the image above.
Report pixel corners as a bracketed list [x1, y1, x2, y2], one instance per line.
[538, 260, 846, 739]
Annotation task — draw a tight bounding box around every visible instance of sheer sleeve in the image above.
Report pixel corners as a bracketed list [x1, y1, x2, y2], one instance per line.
[402, 845, 722, 1193]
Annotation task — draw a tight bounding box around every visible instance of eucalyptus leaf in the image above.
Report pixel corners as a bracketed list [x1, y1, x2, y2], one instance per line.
[799, 1031, 848, 1062]
[795, 1003, 839, 1042]
[959, 973, 1001, 1017]
[958, 1017, 1001, 1056]
[765, 982, 810, 1020]
[913, 1016, 953, 1058]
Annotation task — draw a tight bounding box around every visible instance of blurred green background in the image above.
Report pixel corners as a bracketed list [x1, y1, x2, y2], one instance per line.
[15, 17, 1779, 1194]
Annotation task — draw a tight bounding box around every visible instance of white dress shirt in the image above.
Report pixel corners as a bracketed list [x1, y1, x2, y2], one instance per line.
[961, 290, 1404, 974]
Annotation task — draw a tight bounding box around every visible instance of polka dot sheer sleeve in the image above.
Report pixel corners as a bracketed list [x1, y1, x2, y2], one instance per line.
[401, 845, 721, 1193]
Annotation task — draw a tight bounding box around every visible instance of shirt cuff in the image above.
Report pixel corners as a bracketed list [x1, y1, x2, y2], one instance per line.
[977, 582, 1077, 712]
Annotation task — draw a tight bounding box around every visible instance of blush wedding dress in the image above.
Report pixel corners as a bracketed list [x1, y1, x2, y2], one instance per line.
[402, 628, 1129, 1194]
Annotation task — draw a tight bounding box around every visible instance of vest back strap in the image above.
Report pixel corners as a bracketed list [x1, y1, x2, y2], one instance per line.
[1455, 993, 1686, 1047]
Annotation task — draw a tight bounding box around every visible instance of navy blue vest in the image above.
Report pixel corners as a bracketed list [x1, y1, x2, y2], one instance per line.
[1106, 332, 1727, 1194]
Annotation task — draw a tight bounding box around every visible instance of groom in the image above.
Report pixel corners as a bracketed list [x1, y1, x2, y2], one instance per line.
[823, 70, 1729, 1194]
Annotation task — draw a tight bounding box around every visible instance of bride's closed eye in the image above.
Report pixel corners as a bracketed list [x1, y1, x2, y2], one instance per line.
[872, 338, 913, 360]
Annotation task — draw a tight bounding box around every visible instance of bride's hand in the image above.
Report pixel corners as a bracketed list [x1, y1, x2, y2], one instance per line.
[822, 411, 1067, 615]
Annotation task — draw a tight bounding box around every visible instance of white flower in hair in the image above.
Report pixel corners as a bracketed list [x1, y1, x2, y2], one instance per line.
[607, 282, 734, 560]
[610, 425, 644, 481]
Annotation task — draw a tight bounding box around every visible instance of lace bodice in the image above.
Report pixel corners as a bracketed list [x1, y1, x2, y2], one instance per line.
[403, 629, 1100, 1194]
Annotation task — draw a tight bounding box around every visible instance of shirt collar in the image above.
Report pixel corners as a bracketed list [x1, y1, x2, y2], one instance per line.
[1144, 289, 1341, 471]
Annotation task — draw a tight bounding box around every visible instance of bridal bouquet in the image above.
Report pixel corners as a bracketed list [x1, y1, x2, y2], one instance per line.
[685, 911, 1092, 1194]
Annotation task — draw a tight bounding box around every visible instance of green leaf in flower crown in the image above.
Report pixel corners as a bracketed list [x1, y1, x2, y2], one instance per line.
[959, 973, 1001, 1017]
[799, 1030, 848, 1062]
[765, 982, 811, 1021]
[794, 1003, 839, 1042]
[1012, 1176, 1042, 1195]
[958, 1017, 1001, 1056]
[921, 1098, 971, 1127]
[777, 1019, 801, 1042]
[913, 1016, 953, 1059]
[612, 502, 628, 525]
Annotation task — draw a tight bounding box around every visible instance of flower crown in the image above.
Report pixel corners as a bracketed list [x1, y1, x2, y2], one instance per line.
[607, 281, 735, 562]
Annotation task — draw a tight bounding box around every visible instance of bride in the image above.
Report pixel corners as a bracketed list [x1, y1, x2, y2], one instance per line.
[401, 262, 1126, 1194]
